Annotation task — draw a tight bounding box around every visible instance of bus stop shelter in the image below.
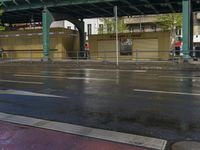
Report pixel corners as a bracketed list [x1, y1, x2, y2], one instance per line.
[0, 0, 198, 60]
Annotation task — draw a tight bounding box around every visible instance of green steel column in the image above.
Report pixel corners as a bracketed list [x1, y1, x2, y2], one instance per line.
[182, 0, 191, 59]
[42, 8, 54, 61]
[190, 4, 193, 54]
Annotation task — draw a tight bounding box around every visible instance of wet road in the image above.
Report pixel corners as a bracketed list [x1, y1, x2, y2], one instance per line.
[0, 66, 200, 141]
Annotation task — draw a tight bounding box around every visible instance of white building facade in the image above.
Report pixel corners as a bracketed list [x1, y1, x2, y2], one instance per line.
[51, 18, 103, 40]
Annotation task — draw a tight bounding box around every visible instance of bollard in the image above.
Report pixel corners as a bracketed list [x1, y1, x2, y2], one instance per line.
[76, 51, 79, 65]
[11, 51, 13, 64]
[136, 49, 138, 65]
[30, 50, 33, 63]
[172, 49, 175, 64]
[104, 52, 106, 63]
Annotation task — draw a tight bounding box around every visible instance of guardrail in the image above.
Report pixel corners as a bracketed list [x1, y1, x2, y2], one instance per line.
[0, 49, 198, 65]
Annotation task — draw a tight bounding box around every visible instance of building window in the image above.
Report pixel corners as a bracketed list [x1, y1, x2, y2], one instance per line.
[151, 25, 156, 32]
[99, 24, 104, 34]
[141, 26, 145, 32]
[87, 24, 92, 35]
[107, 24, 112, 33]
[176, 27, 182, 36]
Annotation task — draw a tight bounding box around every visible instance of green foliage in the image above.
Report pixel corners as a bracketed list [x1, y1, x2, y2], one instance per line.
[0, 6, 5, 31]
[157, 13, 182, 50]
[157, 13, 182, 32]
[98, 17, 128, 34]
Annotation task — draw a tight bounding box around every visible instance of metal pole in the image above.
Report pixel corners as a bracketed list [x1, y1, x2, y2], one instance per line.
[114, 6, 119, 67]
[140, 15, 142, 32]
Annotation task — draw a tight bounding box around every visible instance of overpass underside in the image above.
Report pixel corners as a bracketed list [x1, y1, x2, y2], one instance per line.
[0, 0, 197, 60]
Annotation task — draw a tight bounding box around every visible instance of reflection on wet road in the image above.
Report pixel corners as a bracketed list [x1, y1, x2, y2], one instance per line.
[0, 66, 200, 141]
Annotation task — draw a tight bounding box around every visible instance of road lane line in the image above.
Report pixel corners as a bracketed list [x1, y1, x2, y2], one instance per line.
[134, 89, 200, 96]
[0, 79, 43, 85]
[42, 71, 89, 75]
[159, 75, 200, 79]
[41, 71, 111, 76]
[0, 89, 67, 98]
[0, 112, 167, 150]
[14, 74, 115, 81]
[61, 68, 147, 73]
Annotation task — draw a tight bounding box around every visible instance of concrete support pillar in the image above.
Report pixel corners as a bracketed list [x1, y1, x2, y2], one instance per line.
[190, 5, 194, 56]
[182, 0, 192, 59]
[78, 20, 85, 57]
[42, 8, 54, 61]
[51, 13, 85, 58]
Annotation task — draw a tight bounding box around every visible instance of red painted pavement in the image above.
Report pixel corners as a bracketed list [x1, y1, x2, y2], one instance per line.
[0, 121, 149, 150]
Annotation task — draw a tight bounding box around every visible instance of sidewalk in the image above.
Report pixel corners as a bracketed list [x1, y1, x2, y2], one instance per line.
[0, 120, 148, 150]
[1, 60, 200, 71]
[0, 112, 167, 150]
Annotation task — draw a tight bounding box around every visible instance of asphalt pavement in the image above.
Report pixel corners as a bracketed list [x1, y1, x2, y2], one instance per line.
[0, 66, 200, 143]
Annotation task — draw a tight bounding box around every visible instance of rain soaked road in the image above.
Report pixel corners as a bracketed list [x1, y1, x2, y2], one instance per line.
[0, 66, 200, 141]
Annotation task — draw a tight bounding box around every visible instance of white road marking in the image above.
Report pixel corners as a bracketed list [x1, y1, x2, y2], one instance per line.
[14, 74, 115, 81]
[134, 89, 200, 96]
[42, 71, 88, 75]
[0, 89, 67, 98]
[133, 70, 147, 73]
[61, 68, 147, 73]
[0, 112, 167, 150]
[41, 71, 91, 77]
[0, 79, 43, 85]
[159, 75, 199, 79]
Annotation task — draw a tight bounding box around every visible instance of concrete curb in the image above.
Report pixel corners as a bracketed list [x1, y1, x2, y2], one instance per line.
[0, 112, 167, 150]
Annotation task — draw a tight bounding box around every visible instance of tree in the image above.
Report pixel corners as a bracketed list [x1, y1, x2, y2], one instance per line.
[98, 17, 128, 34]
[0, 5, 5, 31]
[157, 13, 182, 50]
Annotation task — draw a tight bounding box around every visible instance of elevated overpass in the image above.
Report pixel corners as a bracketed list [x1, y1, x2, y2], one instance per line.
[0, 0, 197, 60]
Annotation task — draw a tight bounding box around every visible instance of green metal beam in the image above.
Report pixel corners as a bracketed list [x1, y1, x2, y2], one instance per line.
[4, 0, 117, 12]
[42, 8, 54, 61]
[182, 0, 191, 59]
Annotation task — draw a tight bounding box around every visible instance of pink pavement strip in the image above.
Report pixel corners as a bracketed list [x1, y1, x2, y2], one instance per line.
[0, 121, 149, 150]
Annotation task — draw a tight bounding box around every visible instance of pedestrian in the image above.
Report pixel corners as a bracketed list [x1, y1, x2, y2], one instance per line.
[85, 43, 90, 59]
[0, 48, 4, 60]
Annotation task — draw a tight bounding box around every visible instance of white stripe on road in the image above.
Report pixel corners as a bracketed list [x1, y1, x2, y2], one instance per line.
[0, 112, 167, 150]
[61, 68, 147, 73]
[134, 89, 200, 96]
[0, 89, 67, 98]
[133, 70, 147, 73]
[42, 71, 89, 75]
[14, 74, 115, 81]
[0, 79, 43, 85]
[159, 75, 200, 79]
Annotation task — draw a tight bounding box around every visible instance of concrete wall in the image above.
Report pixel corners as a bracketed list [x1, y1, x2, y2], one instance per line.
[88, 31, 170, 60]
[0, 28, 79, 60]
